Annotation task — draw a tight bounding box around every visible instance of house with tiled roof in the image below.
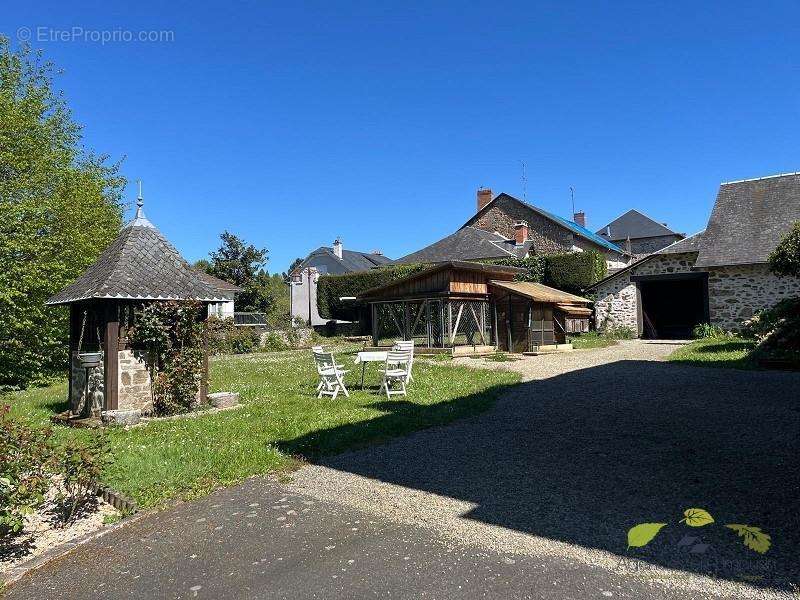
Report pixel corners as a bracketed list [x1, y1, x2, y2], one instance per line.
[588, 172, 800, 338]
[397, 189, 631, 269]
[596, 209, 684, 256]
[290, 238, 393, 326]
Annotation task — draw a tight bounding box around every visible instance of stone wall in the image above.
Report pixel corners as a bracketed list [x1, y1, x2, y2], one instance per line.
[593, 252, 800, 334]
[707, 264, 800, 331]
[70, 352, 104, 417]
[593, 252, 699, 332]
[117, 350, 153, 414]
[466, 195, 573, 254]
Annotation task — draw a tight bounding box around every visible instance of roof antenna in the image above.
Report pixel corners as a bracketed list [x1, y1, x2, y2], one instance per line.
[570, 186, 575, 216]
[521, 161, 527, 201]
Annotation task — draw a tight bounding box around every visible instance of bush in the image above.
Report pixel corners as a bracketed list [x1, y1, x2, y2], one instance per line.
[317, 264, 427, 320]
[481, 256, 545, 282]
[261, 332, 290, 352]
[744, 298, 800, 360]
[542, 250, 607, 295]
[603, 325, 636, 339]
[692, 323, 729, 339]
[57, 436, 109, 524]
[207, 317, 260, 355]
[768, 221, 800, 277]
[0, 406, 53, 536]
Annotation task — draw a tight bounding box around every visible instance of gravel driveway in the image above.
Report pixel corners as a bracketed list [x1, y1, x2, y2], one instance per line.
[288, 341, 800, 598]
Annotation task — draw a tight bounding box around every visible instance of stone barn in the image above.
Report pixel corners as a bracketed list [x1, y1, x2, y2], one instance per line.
[588, 172, 800, 338]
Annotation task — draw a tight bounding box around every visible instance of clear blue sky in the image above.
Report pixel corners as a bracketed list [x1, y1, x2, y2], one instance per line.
[6, 1, 800, 272]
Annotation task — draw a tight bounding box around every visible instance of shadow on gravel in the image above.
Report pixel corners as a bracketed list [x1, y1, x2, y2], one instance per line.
[279, 359, 800, 592]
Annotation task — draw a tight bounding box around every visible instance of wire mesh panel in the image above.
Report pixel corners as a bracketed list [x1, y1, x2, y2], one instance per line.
[447, 300, 492, 347]
[375, 302, 405, 343]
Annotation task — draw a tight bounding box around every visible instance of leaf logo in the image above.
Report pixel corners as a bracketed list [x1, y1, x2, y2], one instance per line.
[726, 524, 772, 554]
[680, 508, 714, 527]
[627, 523, 667, 549]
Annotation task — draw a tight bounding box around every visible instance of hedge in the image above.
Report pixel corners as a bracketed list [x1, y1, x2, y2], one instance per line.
[316, 251, 607, 320]
[316, 264, 427, 320]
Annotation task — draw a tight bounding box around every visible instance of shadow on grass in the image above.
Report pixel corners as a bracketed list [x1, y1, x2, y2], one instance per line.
[276, 359, 800, 592]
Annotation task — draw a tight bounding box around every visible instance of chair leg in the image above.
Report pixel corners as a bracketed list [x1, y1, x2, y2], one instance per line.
[338, 375, 349, 398]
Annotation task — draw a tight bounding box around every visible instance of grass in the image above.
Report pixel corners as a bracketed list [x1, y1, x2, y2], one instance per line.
[6, 343, 519, 511]
[568, 332, 619, 349]
[667, 336, 759, 370]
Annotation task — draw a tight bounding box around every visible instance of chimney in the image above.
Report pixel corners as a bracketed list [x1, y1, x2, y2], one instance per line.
[513, 221, 529, 245]
[333, 237, 343, 259]
[371, 249, 383, 256]
[573, 211, 586, 228]
[477, 188, 493, 212]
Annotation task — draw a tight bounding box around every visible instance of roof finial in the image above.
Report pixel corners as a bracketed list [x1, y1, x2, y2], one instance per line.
[135, 180, 144, 218]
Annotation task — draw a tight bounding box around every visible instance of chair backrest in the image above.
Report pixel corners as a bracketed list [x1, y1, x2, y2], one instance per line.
[312, 345, 324, 353]
[393, 341, 414, 366]
[386, 350, 411, 370]
[313, 350, 337, 372]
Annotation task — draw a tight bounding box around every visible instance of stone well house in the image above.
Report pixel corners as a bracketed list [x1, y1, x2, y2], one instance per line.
[588, 172, 800, 338]
[397, 189, 631, 269]
[290, 238, 393, 326]
[596, 209, 685, 256]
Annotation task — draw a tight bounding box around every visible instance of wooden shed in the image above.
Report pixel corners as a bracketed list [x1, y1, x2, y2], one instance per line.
[358, 261, 593, 354]
[489, 280, 592, 353]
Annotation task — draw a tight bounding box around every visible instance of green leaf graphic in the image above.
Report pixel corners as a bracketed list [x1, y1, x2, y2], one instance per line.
[680, 508, 714, 527]
[627, 523, 667, 549]
[726, 524, 771, 554]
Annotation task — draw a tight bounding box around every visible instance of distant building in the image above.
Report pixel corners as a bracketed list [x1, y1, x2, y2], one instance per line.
[596, 209, 684, 256]
[290, 238, 392, 326]
[397, 189, 631, 269]
[194, 270, 242, 319]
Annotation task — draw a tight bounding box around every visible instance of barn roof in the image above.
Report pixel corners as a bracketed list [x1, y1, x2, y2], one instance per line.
[47, 199, 227, 305]
[396, 226, 530, 264]
[596, 209, 683, 241]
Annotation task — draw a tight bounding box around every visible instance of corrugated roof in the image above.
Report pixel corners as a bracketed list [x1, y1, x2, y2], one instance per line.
[556, 303, 593, 316]
[47, 206, 226, 305]
[490, 280, 591, 304]
[596, 209, 682, 241]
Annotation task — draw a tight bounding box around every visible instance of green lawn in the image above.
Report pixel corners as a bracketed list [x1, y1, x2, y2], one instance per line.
[568, 332, 619, 349]
[6, 343, 519, 510]
[667, 336, 759, 369]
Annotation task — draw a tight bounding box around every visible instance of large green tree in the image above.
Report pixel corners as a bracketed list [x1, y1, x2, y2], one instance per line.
[768, 221, 800, 277]
[204, 232, 276, 314]
[0, 38, 125, 389]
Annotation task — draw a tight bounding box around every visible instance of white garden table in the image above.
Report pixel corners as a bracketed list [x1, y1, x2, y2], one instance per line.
[354, 350, 388, 390]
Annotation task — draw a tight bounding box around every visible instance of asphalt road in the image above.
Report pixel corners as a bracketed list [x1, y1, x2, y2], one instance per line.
[5, 477, 700, 600]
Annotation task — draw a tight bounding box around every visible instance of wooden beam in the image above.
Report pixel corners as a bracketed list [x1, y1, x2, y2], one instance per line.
[103, 307, 119, 411]
[450, 303, 464, 345]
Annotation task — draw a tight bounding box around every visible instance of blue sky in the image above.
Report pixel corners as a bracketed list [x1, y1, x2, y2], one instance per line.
[6, 1, 800, 272]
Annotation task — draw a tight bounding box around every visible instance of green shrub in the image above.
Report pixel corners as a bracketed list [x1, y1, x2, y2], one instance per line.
[57, 436, 109, 524]
[317, 264, 427, 320]
[261, 332, 290, 352]
[207, 318, 260, 355]
[604, 325, 635, 339]
[768, 221, 800, 277]
[542, 250, 607, 295]
[0, 406, 53, 536]
[481, 256, 545, 282]
[744, 298, 800, 360]
[692, 323, 729, 339]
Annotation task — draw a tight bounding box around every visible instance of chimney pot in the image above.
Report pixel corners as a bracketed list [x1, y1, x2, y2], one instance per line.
[333, 237, 343, 259]
[513, 220, 529, 245]
[573, 211, 586, 228]
[476, 188, 493, 212]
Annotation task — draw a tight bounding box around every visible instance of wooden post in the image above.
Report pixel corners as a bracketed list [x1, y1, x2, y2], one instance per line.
[371, 303, 378, 346]
[403, 301, 411, 341]
[201, 315, 209, 403]
[103, 304, 119, 411]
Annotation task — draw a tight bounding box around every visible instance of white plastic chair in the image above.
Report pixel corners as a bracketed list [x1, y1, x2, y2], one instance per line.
[380, 350, 411, 399]
[393, 340, 415, 383]
[313, 350, 349, 399]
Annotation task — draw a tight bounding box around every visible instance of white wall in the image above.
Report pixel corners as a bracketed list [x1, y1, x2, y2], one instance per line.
[290, 267, 328, 326]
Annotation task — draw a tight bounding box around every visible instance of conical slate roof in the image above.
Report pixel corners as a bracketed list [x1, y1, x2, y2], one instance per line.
[47, 203, 225, 305]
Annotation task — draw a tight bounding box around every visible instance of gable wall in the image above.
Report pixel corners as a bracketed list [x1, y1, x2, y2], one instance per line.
[465, 196, 573, 254]
[612, 234, 684, 255]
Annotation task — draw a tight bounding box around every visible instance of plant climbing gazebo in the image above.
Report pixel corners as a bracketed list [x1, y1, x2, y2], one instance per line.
[46, 191, 227, 424]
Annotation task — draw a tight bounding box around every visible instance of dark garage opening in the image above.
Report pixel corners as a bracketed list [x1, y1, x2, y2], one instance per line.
[637, 275, 708, 339]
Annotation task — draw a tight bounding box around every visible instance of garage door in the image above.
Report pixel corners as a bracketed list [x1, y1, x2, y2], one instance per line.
[635, 274, 709, 339]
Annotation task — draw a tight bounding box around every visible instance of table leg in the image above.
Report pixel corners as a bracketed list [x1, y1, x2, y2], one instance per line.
[361, 363, 366, 390]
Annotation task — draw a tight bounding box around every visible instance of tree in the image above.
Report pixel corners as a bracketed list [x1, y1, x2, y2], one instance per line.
[768, 221, 800, 277]
[0, 38, 125, 389]
[204, 232, 275, 313]
[282, 257, 304, 284]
